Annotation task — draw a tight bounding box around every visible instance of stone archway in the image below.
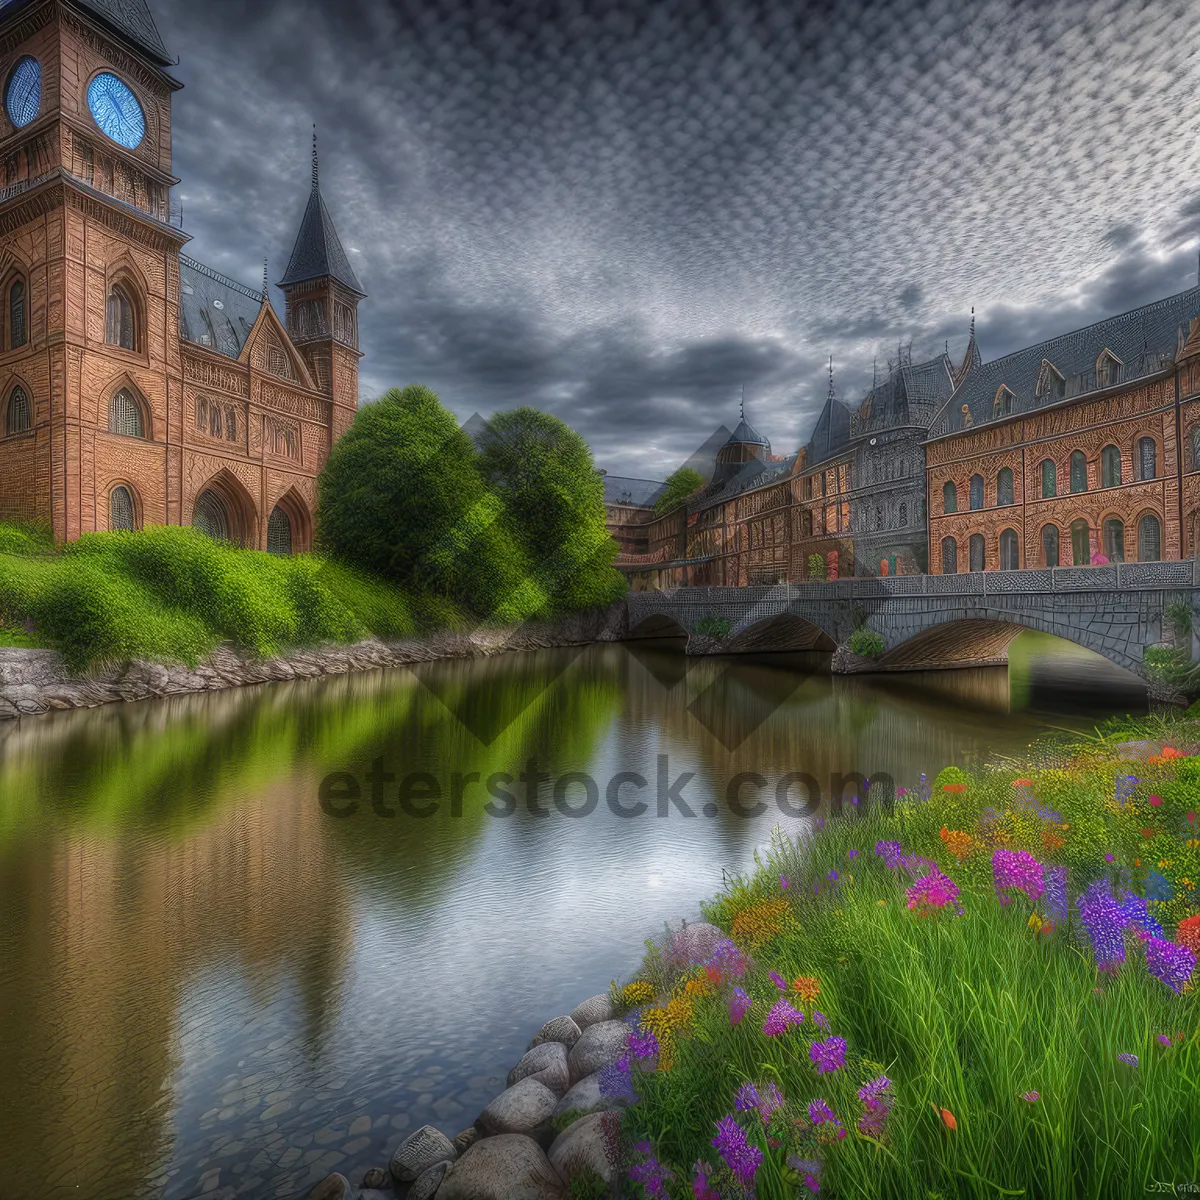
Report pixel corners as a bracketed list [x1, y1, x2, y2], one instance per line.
[265, 487, 313, 555]
[191, 471, 256, 547]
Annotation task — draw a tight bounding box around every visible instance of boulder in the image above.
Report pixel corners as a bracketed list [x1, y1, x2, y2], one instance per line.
[566, 1021, 629, 1085]
[438, 1135, 567, 1200]
[409, 1159, 451, 1200]
[507, 1042, 569, 1097]
[390, 1124, 457, 1183]
[305, 1174, 352, 1200]
[453, 1126, 480, 1155]
[361, 1168, 388, 1189]
[477, 1077, 558, 1141]
[526, 1015, 582, 1052]
[360, 1192, 393, 1200]
[568, 994, 614, 1031]
[663, 920, 726, 969]
[551, 1071, 631, 1121]
[548, 1111, 622, 1187]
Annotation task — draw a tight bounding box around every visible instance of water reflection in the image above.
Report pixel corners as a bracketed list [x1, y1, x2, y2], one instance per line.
[0, 642, 1120, 1198]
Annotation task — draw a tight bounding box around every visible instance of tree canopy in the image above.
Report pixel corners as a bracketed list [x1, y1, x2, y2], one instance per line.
[654, 466, 705, 515]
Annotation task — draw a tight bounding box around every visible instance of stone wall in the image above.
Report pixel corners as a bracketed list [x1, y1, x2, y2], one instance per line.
[0, 603, 629, 722]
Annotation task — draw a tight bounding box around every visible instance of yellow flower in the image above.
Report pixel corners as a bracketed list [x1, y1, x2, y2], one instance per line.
[1028, 913, 1043, 931]
[730, 898, 793, 945]
[621, 980, 655, 1007]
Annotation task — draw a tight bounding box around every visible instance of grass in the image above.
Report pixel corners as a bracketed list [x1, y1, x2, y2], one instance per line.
[0, 521, 434, 672]
[615, 716, 1200, 1199]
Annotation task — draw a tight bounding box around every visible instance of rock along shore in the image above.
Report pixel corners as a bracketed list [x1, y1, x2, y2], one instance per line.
[0, 603, 629, 723]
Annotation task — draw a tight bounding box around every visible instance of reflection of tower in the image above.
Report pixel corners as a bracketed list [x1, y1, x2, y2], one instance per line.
[278, 128, 366, 448]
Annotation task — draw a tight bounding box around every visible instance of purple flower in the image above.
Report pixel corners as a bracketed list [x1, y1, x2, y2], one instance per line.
[1119, 891, 1164, 938]
[1105, 853, 1115, 864]
[1145, 936, 1197, 994]
[847, 848, 859, 859]
[875, 840, 904, 868]
[857, 1075, 892, 1103]
[813, 1011, 829, 1030]
[1078, 878, 1129, 970]
[807, 1099, 846, 1139]
[708, 938, 750, 980]
[729, 986, 751, 1026]
[993, 848, 1045, 901]
[809, 1035, 846, 1074]
[691, 1160, 719, 1200]
[907, 867, 959, 911]
[629, 1141, 674, 1197]
[769, 970, 788, 992]
[1042, 864, 1068, 927]
[781, 874, 789, 890]
[1116, 1053, 1139, 1068]
[712, 1114, 763, 1187]
[763, 998, 805, 1036]
[598, 1054, 637, 1104]
[629, 1028, 659, 1063]
[856, 1075, 894, 1137]
[1157, 1034, 1173, 1047]
[787, 1157, 824, 1193]
[1020, 1090, 1040, 1102]
[735, 1081, 784, 1125]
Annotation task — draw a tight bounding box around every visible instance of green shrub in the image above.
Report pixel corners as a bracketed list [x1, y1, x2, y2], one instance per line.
[0, 521, 52, 556]
[693, 614, 731, 638]
[933, 764, 970, 789]
[848, 627, 884, 658]
[653, 466, 705, 516]
[806, 552, 826, 581]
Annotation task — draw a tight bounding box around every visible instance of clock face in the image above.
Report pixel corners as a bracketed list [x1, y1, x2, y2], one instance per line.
[5, 56, 41, 129]
[87, 72, 145, 150]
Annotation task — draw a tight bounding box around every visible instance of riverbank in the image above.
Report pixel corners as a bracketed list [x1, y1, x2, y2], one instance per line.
[0, 604, 627, 721]
[347, 711, 1200, 1200]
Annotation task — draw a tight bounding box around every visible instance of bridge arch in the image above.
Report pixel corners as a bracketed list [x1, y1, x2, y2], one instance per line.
[628, 612, 688, 639]
[725, 611, 837, 653]
[877, 615, 1146, 677]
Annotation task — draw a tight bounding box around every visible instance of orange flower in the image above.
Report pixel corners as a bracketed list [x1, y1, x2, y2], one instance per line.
[792, 975, 820, 1004]
[1012, 778, 1034, 787]
[685, 975, 714, 997]
[1041, 830, 1065, 852]
[931, 1104, 957, 1131]
[940, 827, 974, 859]
[942, 783, 967, 794]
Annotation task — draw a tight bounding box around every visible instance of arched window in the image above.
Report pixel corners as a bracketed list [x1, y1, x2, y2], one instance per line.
[1069, 450, 1087, 493]
[105, 283, 136, 350]
[997, 467, 1014, 506]
[969, 533, 985, 572]
[224, 407, 237, 441]
[898, 501, 907, 526]
[267, 505, 293, 554]
[1040, 458, 1056, 498]
[109, 485, 135, 531]
[1137, 437, 1156, 481]
[941, 536, 957, 574]
[969, 474, 984, 510]
[1138, 514, 1161, 562]
[1102, 517, 1125, 563]
[195, 395, 209, 432]
[1070, 518, 1090, 566]
[193, 489, 230, 541]
[999, 527, 1019, 570]
[1192, 426, 1200, 472]
[1101, 444, 1122, 488]
[875, 504, 882, 530]
[5, 384, 29, 434]
[108, 388, 144, 437]
[8, 276, 25, 348]
[1041, 523, 1059, 567]
[209, 401, 222, 439]
[943, 480, 957, 513]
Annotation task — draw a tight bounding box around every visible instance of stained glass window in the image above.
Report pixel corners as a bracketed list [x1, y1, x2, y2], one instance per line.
[997, 467, 1014, 506]
[193, 490, 230, 541]
[106, 285, 135, 349]
[267, 506, 293, 555]
[999, 528, 1019, 570]
[1040, 459, 1056, 498]
[1069, 451, 1087, 493]
[1042, 524, 1059, 567]
[87, 73, 145, 150]
[108, 389, 144, 438]
[1101, 445, 1122, 488]
[969, 533, 985, 572]
[1138, 437, 1156, 480]
[110, 486, 135, 532]
[5, 385, 29, 435]
[9, 277, 25, 348]
[969, 474, 984, 510]
[5, 57, 40, 129]
[1138, 514, 1161, 562]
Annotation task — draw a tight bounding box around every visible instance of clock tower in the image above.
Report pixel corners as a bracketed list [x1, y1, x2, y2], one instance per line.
[0, 0, 187, 538]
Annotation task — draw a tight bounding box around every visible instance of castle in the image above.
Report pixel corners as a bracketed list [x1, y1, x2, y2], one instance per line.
[0, 0, 363, 551]
[609, 286, 1200, 588]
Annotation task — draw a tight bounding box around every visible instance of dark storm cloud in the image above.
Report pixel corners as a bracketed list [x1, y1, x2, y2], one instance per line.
[153, 0, 1200, 478]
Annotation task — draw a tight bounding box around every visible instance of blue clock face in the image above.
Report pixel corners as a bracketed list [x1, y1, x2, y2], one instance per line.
[87, 72, 145, 150]
[5, 56, 41, 128]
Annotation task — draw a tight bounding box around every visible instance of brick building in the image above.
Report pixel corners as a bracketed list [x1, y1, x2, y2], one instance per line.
[0, 0, 363, 550]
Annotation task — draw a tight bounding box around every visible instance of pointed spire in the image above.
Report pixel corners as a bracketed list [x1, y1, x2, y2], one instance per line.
[312, 124, 319, 190]
[970, 305, 976, 338]
[740, 383, 745, 422]
[827, 354, 835, 402]
[262, 256, 269, 301]
[872, 356, 877, 390]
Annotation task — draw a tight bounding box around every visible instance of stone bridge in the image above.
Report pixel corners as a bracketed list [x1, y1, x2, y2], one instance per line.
[625, 560, 1200, 682]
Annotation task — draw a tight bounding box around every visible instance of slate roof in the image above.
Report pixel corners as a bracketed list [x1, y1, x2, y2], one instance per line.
[178, 256, 264, 360]
[603, 475, 667, 509]
[804, 393, 855, 467]
[0, 0, 173, 65]
[701, 453, 797, 507]
[930, 286, 1200, 439]
[723, 416, 770, 449]
[853, 352, 954, 434]
[278, 185, 364, 296]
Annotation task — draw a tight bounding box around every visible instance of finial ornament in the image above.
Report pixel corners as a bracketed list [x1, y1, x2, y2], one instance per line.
[740, 383, 745, 422]
[312, 124, 319, 190]
[262, 257, 269, 299]
[969, 305, 975, 338]
[827, 354, 834, 400]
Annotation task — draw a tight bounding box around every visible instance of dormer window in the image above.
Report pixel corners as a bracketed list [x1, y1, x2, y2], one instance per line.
[1036, 360, 1066, 400]
[993, 386, 1016, 416]
[1096, 349, 1122, 389]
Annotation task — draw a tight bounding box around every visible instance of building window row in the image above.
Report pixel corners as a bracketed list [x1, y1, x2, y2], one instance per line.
[941, 514, 1162, 572]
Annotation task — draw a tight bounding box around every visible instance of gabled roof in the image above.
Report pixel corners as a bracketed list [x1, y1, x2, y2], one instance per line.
[701, 454, 797, 507]
[0, 0, 173, 65]
[853, 352, 954, 435]
[179, 256, 264, 360]
[278, 185, 364, 296]
[604, 475, 666, 509]
[929, 286, 1200, 439]
[724, 416, 770, 448]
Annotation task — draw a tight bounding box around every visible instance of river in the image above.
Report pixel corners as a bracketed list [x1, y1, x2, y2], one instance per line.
[0, 635, 1145, 1198]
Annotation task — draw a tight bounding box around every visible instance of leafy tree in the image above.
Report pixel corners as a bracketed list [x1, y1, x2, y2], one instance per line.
[477, 407, 625, 612]
[317, 385, 545, 623]
[654, 466, 705, 515]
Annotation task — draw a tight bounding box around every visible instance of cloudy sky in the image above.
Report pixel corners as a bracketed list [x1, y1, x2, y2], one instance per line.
[156, 0, 1200, 480]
